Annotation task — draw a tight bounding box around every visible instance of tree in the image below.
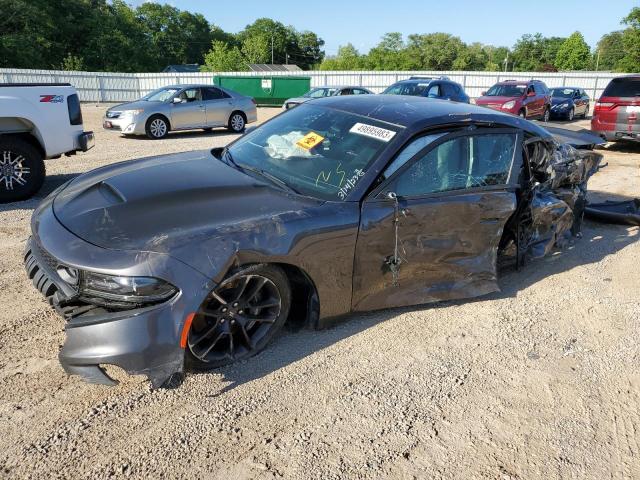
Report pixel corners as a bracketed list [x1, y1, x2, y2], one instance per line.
[319, 44, 364, 70]
[555, 32, 591, 70]
[405, 33, 465, 70]
[595, 31, 625, 71]
[202, 41, 246, 72]
[365, 33, 411, 70]
[452, 43, 490, 71]
[618, 7, 640, 72]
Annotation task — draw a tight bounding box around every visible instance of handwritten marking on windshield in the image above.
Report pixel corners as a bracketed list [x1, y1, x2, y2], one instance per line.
[337, 169, 365, 200]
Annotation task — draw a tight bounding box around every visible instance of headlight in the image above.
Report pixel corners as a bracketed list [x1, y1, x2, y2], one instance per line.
[80, 272, 177, 304]
[502, 100, 516, 109]
[121, 109, 144, 116]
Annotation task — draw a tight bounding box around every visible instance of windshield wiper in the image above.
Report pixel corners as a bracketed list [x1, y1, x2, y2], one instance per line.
[223, 149, 298, 194]
[241, 165, 299, 194]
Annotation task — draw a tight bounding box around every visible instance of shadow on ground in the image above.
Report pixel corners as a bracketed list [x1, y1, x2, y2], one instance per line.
[0, 173, 79, 214]
[209, 214, 639, 394]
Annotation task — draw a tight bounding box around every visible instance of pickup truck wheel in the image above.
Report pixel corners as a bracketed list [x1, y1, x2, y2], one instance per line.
[0, 137, 45, 203]
[145, 115, 169, 139]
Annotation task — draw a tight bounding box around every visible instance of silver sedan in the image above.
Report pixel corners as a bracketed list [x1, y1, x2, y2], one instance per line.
[103, 84, 257, 139]
[282, 85, 373, 110]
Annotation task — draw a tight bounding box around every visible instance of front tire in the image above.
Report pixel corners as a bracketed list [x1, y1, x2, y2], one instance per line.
[228, 112, 246, 133]
[0, 137, 45, 203]
[568, 107, 575, 122]
[518, 109, 526, 119]
[542, 108, 550, 123]
[145, 115, 169, 139]
[186, 265, 291, 369]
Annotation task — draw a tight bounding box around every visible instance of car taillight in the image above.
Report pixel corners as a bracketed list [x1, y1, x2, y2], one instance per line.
[594, 102, 615, 111]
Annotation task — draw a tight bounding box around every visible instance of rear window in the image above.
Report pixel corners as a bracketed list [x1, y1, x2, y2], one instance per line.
[602, 78, 640, 98]
[67, 94, 82, 125]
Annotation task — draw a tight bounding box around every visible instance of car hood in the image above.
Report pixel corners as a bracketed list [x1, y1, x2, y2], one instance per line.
[476, 96, 520, 104]
[107, 100, 159, 112]
[52, 150, 321, 254]
[551, 97, 572, 106]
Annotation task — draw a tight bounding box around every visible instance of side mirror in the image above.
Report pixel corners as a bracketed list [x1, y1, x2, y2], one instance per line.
[481, 91, 487, 96]
[172, 97, 183, 104]
[527, 91, 535, 97]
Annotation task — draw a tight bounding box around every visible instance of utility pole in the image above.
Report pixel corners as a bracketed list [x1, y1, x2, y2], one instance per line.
[595, 49, 600, 71]
[271, 35, 274, 65]
[504, 51, 509, 72]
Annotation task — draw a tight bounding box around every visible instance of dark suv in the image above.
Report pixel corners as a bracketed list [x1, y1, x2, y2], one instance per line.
[382, 77, 470, 103]
[476, 80, 552, 121]
[591, 75, 640, 142]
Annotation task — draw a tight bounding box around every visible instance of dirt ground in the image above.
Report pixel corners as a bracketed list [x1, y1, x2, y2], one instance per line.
[1, 105, 639, 480]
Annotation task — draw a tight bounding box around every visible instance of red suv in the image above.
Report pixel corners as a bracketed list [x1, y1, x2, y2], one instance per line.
[591, 75, 640, 142]
[476, 80, 551, 121]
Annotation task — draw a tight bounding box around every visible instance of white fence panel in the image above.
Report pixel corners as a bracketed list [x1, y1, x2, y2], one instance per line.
[0, 68, 618, 103]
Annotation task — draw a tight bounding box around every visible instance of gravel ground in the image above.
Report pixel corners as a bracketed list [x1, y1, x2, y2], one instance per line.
[1, 105, 639, 479]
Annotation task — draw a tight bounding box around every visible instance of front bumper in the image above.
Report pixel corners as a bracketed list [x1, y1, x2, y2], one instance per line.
[25, 195, 213, 387]
[103, 115, 146, 135]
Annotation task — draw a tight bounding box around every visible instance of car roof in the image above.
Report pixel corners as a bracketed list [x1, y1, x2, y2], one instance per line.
[310, 95, 551, 137]
[551, 86, 581, 91]
[313, 85, 367, 90]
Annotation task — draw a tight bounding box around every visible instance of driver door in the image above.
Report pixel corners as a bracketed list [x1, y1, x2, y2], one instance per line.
[352, 129, 522, 311]
[170, 87, 206, 129]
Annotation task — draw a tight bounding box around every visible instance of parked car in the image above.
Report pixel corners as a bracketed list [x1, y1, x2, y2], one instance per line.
[591, 75, 640, 142]
[549, 87, 590, 121]
[103, 84, 257, 139]
[25, 95, 603, 388]
[0, 83, 94, 202]
[282, 86, 373, 109]
[476, 80, 551, 121]
[381, 77, 470, 103]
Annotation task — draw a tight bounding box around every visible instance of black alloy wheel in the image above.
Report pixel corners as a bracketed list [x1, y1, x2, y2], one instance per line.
[0, 137, 45, 203]
[186, 265, 290, 368]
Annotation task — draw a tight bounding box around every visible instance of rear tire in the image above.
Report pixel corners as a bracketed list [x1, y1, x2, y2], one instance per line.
[185, 264, 291, 370]
[145, 115, 169, 139]
[227, 112, 246, 133]
[0, 137, 45, 203]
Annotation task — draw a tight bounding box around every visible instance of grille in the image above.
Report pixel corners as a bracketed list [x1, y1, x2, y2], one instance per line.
[24, 242, 60, 303]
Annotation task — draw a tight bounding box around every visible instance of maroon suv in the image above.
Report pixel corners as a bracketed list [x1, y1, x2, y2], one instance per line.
[591, 75, 640, 142]
[476, 80, 551, 121]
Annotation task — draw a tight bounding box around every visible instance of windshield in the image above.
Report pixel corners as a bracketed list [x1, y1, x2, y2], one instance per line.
[225, 104, 401, 201]
[304, 88, 337, 98]
[551, 88, 575, 98]
[383, 83, 429, 96]
[485, 84, 526, 97]
[142, 87, 180, 102]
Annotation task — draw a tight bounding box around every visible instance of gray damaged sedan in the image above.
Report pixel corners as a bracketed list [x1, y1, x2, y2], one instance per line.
[103, 84, 257, 139]
[26, 95, 602, 388]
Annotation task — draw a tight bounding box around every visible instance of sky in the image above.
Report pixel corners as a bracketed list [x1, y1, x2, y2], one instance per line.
[136, 0, 638, 55]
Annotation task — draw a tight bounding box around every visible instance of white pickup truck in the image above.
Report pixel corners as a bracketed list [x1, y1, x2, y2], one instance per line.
[0, 83, 94, 202]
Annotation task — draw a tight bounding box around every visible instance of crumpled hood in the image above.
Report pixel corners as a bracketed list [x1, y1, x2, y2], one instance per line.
[551, 97, 572, 106]
[53, 150, 319, 254]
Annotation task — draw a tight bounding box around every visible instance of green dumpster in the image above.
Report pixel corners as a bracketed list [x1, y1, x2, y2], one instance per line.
[213, 75, 311, 107]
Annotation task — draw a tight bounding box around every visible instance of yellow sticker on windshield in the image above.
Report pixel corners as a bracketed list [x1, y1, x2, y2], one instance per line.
[296, 131, 325, 150]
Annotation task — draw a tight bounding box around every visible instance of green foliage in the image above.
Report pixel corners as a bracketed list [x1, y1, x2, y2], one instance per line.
[319, 44, 365, 70]
[0, 1, 324, 71]
[202, 41, 246, 72]
[595, 31, 624, 71]
[555, 32, 591, 70]
[618, 7, 640, 72]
